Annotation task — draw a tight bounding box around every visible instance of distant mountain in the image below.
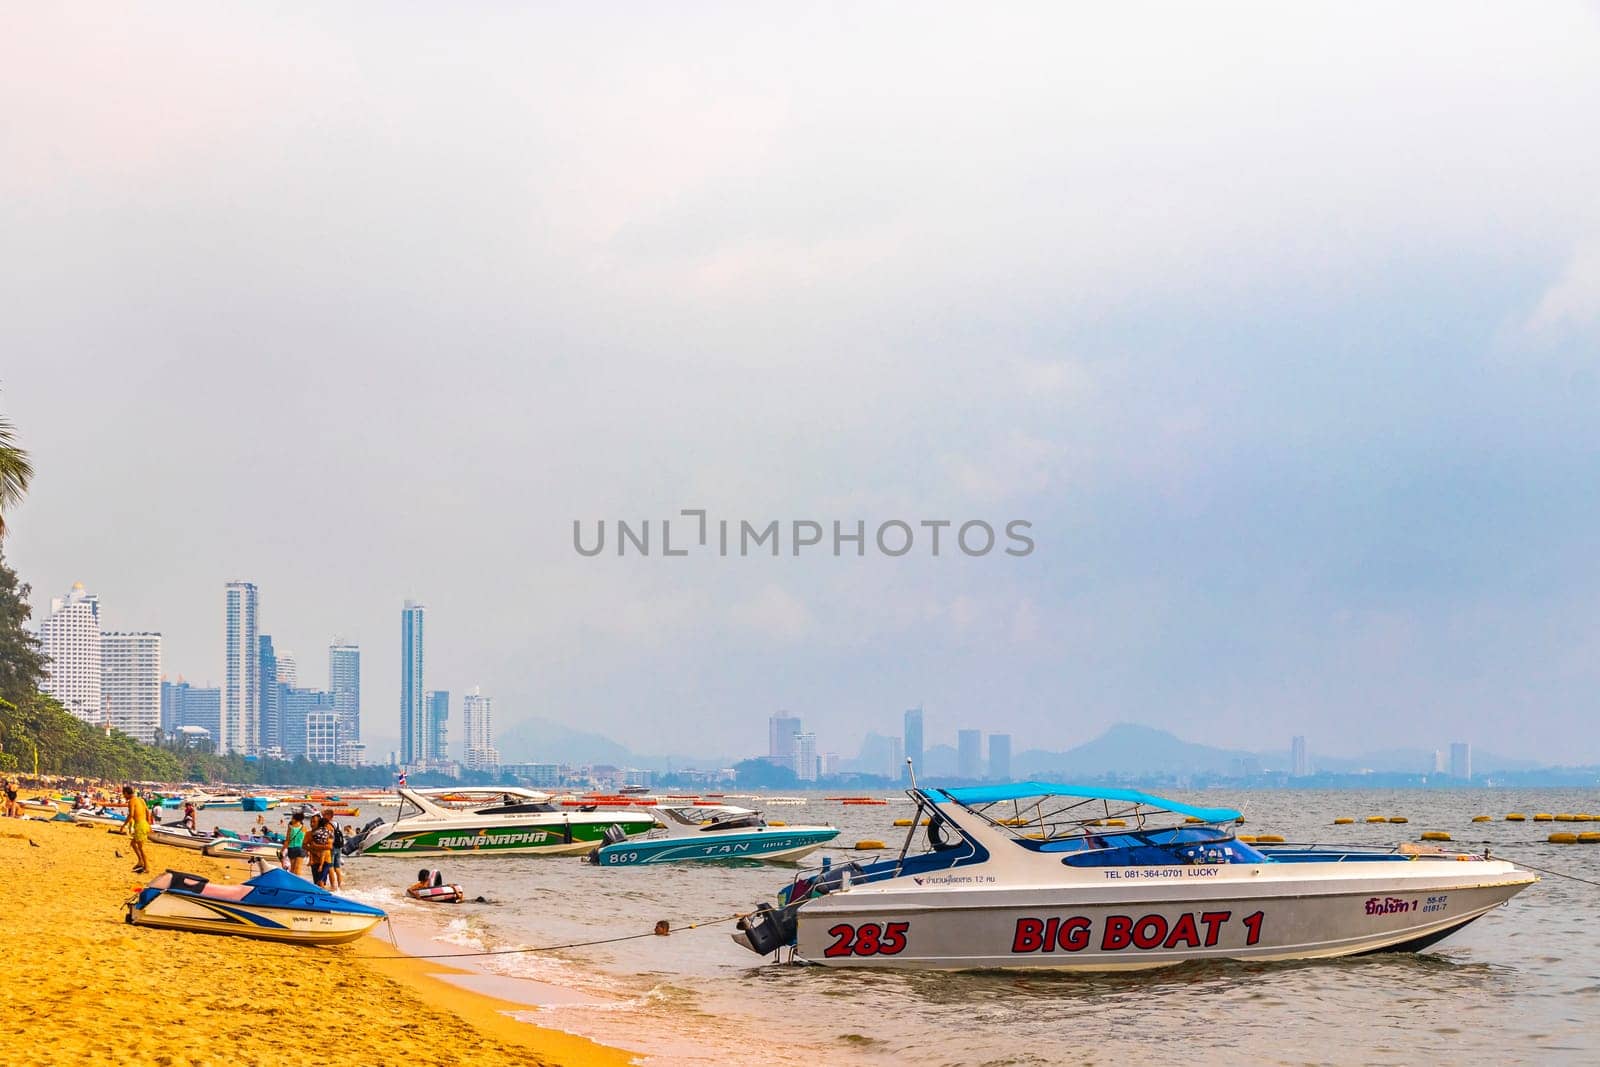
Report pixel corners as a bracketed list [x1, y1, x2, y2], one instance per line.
[490, 717, 1546, 780]
[494, 717, 727, 771]
[1013, 723, 1255, 778]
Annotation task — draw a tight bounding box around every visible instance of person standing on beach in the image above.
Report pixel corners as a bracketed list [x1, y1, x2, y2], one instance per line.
[121, 785, 150, 874]
[285, 812, 308, 875]
[2, 779, 18, 818]
[306, 814, 334, 887]
[328, 822, 346, 890]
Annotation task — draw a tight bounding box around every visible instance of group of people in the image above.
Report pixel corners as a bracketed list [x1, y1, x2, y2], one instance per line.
[282, 810, 347, 890]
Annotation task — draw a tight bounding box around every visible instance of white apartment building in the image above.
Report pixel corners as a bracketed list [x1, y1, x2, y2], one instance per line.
[461, 685, 500, 772]
[40, 582, 102, 724]
[793, 731, 818, 781]
[101, 631, 162, 743]
[306, 710, 338, 764]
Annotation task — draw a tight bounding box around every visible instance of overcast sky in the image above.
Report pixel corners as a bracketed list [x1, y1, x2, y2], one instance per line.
[5, 3, 1600, 763]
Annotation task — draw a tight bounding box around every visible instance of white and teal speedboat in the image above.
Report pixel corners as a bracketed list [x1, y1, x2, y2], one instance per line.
[589, 805, 838, 866]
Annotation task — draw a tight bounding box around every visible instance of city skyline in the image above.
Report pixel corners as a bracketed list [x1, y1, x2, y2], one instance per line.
[25, 577, 1502, 774]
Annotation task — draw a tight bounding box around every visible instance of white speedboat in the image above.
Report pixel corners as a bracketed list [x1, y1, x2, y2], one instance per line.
[350, 788, 657, 857]
[733, 782, 1536, 971]
[589, 805, 839, 866]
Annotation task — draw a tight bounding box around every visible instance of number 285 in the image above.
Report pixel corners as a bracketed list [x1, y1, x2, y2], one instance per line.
[824, 921, 909, 958]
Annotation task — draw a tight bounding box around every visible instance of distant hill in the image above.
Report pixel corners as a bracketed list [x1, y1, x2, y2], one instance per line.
[491, 716, 1547, 780]
[495, 717, 727, 771]
[1013, 723, 1257, 778]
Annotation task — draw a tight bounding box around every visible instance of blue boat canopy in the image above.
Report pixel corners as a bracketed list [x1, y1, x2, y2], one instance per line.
[934, 782, 1241, 824]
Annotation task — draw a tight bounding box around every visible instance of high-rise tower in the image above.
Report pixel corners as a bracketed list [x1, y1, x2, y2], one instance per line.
[101, 631, 162, 742]
[462, 686, 500, 772]
[329, 640, 361, 746]
[903, 707, 924, 780]
[400, 601, 426, 765]
[40, 583, 102, 724]
[223, 582, 260, 755]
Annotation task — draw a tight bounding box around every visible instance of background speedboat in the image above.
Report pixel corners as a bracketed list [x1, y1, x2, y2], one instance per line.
[352, 787, 657, 857]
[735, 782, 1536, 971]
[591, 805, 838, 866]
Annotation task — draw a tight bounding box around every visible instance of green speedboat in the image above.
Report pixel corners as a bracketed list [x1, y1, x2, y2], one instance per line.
[352, 788, 656, 857]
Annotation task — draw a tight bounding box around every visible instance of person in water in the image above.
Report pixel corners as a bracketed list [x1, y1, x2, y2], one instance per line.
[409, 868, 434, 894]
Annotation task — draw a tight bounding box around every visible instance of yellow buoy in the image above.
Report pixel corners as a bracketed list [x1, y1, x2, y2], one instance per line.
[854, 840, 887, 850]
[1548, 832, 1578, 844]
[1471, 815, 1491, 823]
[1533, 813, 1554, 822]
[1237, 834, 1257, 843]
[1333, 817, 1354, 825]
[1254, 833, 1285, 843]
[1365, 816, 1387, 823]
[1505, 813, 1526, 821]
[999, 817, 1030, 826]
[1579, 832, 1600, 844]
[1420, 831, 1451, 842]
[1184, 816, 1204, 824]
[1103, 818, 1127, 827]
[1388, 816, 1408, 824]
[768, 821, 786, 827]
[892, 819, 912, 827]
[1555, 813, 1579, 822]
[1235, 817, 1246, 825]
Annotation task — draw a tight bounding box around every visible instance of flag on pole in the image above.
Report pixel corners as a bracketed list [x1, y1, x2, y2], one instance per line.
[397, 771, 407, 787]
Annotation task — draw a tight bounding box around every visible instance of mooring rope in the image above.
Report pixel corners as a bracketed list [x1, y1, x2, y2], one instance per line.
[1485, 852, 1600, 890]
[209, 911, 747, 961]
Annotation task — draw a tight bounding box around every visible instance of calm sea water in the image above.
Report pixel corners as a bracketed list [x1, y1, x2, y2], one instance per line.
[213, 789, 1600, 1065]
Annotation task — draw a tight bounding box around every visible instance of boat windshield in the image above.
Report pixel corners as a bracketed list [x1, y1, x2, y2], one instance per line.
[396, 795, 426, 822]
[1045, 826, 1269, 866]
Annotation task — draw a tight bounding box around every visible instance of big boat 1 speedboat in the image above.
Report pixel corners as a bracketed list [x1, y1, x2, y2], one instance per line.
[732, 782, 1537, 971]
[350, 787, 658, 857]
[127, 868, 386, 944]
[588, 804, 839, 866]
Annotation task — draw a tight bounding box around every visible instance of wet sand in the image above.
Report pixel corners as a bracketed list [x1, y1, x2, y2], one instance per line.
[0, 812, 638, 1066]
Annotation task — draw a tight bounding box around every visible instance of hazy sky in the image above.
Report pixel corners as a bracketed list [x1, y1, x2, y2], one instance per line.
[5, 4, 1600, 763]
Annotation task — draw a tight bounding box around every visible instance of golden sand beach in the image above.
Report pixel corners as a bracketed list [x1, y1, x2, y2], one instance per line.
[0, 813, 636, 1067]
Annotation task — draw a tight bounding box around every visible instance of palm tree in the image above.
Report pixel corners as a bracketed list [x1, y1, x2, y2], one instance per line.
[0, 412, 32, 537]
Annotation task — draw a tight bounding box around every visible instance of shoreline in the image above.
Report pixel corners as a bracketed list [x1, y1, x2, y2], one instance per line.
[0, 807, 639, 1066]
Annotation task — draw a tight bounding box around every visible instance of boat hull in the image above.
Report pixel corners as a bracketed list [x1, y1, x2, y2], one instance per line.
[787, 866, 1535, 970]
[150, 827, 212, 851]
[127, 894, 382, 945]
[598, 828, 838, 866]
[362, 817, 658, 857]
[204, 838, 283, 860]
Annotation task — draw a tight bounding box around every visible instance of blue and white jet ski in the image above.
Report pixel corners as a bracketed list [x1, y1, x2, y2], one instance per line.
[126, 867, 386, 945]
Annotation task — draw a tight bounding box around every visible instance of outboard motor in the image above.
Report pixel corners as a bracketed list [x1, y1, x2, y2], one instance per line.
[736, 900, 801, 956]
[345, 817, 386, 854]
[586, 823, 629, 864]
